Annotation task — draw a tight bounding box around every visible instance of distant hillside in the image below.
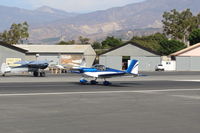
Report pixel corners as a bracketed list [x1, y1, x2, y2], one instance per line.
[29, 0, 200, 43]
[0, 5, 78, 31]
[0, 0, 199, 43]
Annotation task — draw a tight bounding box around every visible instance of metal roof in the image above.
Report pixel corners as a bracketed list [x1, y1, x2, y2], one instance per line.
[170, 43, 200, 56]
[15, 44, 93, 54]
[0, 42, 27, 53]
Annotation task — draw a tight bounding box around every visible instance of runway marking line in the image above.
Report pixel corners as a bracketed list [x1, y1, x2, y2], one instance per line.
[172, 95, 200, 100]
[0, 88, 200, 97]
[175, 80, 200, 82]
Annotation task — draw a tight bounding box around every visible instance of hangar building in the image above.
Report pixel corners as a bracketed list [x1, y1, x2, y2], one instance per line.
[171, 43, 200, 71]
[0, 42, 96, 68]
[99, 42, 161, 71]
[0, 42, 26, 66]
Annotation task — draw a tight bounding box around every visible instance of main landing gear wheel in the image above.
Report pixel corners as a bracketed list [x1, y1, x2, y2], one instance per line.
[40, 72, 46, 77]
[90, 80, 98, 85]
[33, 71, 39, 77]
[103, 81, 111, 86]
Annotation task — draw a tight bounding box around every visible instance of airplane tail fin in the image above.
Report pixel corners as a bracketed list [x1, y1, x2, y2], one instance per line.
[71, 58, 86, 70]
[1, 63, 11, 75]
[126, 60, 139, 75]
[79, 57, 86, 68]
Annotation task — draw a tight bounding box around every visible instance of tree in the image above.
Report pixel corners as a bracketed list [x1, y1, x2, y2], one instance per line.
[57, 40, 76, 45]
[79, 36, 90, 44]
[0, 30, 9, 43]
[159, 40, 186, 55]
[0, 22, 29, 44]
[189, 29, 200, 45]
[151, 33, 168, 42]
[132, 33, 167, 42]
[101, 36, 123, 49]
[131, 33, 167, 52]
[92, 41, 101, 49]
[162, 9, 200, 46]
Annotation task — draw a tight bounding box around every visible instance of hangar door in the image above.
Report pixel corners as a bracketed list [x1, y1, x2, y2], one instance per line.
[190, 57, 200, 71]
[176, 56, 200, 71]
[99, 56, 122, 70]
[176, 57, 190, 71]
[132, 56, 161, 71]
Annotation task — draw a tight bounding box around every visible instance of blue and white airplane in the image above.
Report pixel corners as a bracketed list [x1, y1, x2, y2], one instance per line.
[74, 60, 139, 85]
[1, 60, 49, 77]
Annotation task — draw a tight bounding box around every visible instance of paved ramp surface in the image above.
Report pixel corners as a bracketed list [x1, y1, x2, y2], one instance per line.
[0, 72, 200, 133]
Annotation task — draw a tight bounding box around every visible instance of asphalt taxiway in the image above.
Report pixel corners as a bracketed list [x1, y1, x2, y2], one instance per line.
[0, 72, 200, 133]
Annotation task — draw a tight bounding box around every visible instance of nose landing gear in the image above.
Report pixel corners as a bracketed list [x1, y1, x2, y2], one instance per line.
[80, 78, 88, 85]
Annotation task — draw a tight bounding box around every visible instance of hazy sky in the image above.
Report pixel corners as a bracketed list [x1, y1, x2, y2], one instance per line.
[0, 0, 145, 12]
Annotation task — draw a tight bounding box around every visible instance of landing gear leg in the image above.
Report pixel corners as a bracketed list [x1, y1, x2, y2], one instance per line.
[40, 71, 46, 77]
[34, 69, 46, 77]
[33, 71, 39, 77]
[90, 78, 98, 85]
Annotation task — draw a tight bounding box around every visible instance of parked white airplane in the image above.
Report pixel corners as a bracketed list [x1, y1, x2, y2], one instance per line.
[71, 58, 86, 69]
[1, 60, 49, 77]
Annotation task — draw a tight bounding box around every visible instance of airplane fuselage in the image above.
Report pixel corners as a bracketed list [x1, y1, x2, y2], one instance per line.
[80, 67, 126, 78]
[75, 60, 139, 85]
[9, 63, 48, 73]
[1, 61, 49, 77]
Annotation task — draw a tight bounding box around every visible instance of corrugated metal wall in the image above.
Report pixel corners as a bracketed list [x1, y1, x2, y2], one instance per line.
[133, 56, 161, 71]
[176, 56, 200, 71]
[0, 45, 25, 66]
[99, 56, 122, 70]
[99, 43, 161, 71]
[99, 56, 160, 71]
[191, 57, 200, 71]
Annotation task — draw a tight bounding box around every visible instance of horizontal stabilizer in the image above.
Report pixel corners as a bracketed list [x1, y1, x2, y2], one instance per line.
[1, 63, 11, 74]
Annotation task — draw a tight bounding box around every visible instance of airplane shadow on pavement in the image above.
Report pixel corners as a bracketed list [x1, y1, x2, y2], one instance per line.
[72, 82, 142, 87]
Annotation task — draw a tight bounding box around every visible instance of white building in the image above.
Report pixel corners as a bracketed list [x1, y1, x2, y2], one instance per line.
[171, 43, 200, 71]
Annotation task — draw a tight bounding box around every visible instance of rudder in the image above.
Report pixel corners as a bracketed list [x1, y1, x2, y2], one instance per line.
[1, 63, 11, 75]
[126, 60, 139, 75]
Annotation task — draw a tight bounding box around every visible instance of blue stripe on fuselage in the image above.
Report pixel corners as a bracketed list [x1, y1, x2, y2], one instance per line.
[80, 67, 124, 73]
[106, 68, 124, 72]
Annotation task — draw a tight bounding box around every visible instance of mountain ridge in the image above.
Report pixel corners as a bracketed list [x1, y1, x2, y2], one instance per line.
[0, 5, 78, 31]
[0, 0, 199, 43]
[30, 0, 200, 43]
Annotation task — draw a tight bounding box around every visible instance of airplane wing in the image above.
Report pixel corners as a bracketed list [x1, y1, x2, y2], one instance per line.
[14, 61, 30, 65]
[14, 60, 49, 65]
[83, 71, 126, 78]
[26, 61, 49, 69]
[97, 72, 126, 78]
[29, 61, 48, 65]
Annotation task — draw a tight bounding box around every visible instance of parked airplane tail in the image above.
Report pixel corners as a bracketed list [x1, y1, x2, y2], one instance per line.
[126, 60, 139, 75]
[80, 57, 86, 67]
[72, 58, 86, 69]
[1, 63, 11, 75]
